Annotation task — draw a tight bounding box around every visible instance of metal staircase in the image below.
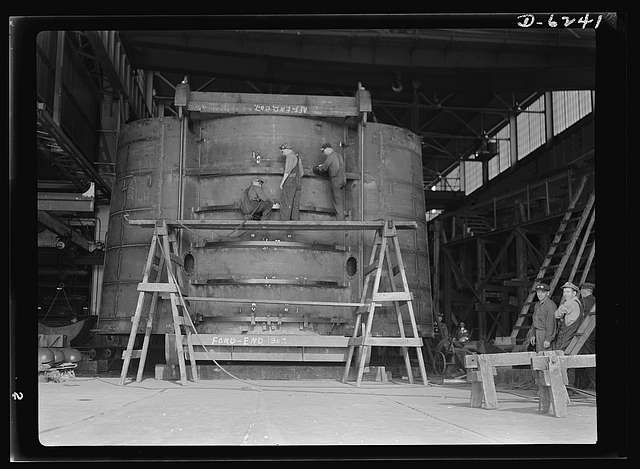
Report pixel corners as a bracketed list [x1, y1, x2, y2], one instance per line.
[459, 212, 493, 236]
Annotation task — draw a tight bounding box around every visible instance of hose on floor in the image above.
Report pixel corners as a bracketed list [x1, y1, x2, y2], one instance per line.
[156, 239, 265, 392]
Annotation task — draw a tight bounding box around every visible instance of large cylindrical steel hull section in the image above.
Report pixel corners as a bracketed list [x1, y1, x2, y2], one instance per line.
[361, 123, 432, 337]
[100, 118, 183, 335]
[185, 115, 358, 335]
[100, 115, 433, 340]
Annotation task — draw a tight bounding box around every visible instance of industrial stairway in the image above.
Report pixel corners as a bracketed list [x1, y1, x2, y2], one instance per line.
[507, 173, 595, 348]
[459, 211, 493, 236]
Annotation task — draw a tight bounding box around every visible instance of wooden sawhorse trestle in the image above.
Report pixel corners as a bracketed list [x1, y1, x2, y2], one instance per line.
[342, 220, 428, 387]
[465, 351, 596, 417]
[119, 220, 199, 385]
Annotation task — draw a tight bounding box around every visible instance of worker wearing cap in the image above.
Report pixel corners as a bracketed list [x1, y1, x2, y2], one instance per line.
[434, 313, 450, 355]
[526, 282, 557, 352]
[240, 177, 273, 220]
[552, 281, 583, 351]
[313, 143, 346, 220]
[580, 282, 596, 318]
[278, 144, 304, 221]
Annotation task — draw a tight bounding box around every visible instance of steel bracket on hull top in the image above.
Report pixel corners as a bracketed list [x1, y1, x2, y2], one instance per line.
[175, 81, 371, 120]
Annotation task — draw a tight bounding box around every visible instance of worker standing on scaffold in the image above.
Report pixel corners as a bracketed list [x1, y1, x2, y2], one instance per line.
[278, 143, 304, 220]
[314, 143, 346, 220]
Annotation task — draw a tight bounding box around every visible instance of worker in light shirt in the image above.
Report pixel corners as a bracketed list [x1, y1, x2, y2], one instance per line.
[553, 281, 583, 351]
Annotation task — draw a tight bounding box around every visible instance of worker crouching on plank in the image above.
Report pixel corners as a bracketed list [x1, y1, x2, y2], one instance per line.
[240, 177, 273, 220]
[278, 143, 304, 221]
[527, 282, 557, 352]
[313, 143, 346, 220]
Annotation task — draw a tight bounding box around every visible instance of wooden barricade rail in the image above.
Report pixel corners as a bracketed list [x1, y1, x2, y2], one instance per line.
[465, 351, 596, 417]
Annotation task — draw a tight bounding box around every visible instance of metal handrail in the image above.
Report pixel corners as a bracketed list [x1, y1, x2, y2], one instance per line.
[433, 169, 593, 242]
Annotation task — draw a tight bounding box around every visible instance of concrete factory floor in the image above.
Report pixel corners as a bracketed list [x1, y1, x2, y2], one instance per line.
[38, 373, 597, 446]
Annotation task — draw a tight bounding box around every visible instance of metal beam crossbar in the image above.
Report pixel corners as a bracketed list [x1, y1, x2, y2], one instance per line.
[169, 296, 373, 308]
[37, 210, 97, 252]
[186, 91, 361, 118]
[126, 219, 418, 231]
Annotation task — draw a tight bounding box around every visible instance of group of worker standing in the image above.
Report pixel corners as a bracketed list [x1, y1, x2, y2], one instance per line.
[431, 281, 595, 386]
[240, 142, 346, 221]
[528, 280, 596, 389]
[527, 280, 595, 353]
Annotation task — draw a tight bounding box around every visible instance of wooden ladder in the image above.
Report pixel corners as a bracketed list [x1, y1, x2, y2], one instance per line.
[564, 305, 596, 355]
[342, 220, 428, 387]
[510, 175, 594, 344]
[119, 220, 199, 385]
[567, 206, 595, 287]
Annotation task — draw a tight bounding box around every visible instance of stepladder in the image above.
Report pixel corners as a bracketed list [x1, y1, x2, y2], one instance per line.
[119, 220, 199, 385]
[342, 220, 429, 387]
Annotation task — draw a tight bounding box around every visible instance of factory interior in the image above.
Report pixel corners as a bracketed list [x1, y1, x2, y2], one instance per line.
[9, 15, 630, 457]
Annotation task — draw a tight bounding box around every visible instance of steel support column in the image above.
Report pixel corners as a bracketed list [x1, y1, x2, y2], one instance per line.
[145, 70, 154, 114]
[432, 221, 441, 317]
[90, 204, 110, 317]
[477, 238, 487, 341]
[509, 112, 518, 167]
[544, 91, 554, 141]
[52, 31, 66, 125]
[515, 229, 527, 307]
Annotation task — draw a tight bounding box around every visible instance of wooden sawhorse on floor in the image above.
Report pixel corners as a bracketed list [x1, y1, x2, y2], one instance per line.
[119, 220, 199, 385]
[342, 220, 428, 387]
[465, 350, 596, 417]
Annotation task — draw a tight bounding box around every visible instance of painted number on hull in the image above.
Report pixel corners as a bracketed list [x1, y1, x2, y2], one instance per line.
[254, 104, 308, 114]
[211, 336, 288, 346]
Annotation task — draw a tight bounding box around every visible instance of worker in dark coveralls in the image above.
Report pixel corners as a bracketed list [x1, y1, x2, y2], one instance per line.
[580, 282, 596, 319]
[526, 282, 557, 352]
[434, 313, 450, 354]
[240, 177, 273, 220]
[278, 143, 304, 221]
[313, 143, 346, 220]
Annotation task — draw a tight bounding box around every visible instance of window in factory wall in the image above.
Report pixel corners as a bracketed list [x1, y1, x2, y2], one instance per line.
[497, 125, 511, 174]
[426, 209, 443, 222]
[516, 96, 546, 160]
[488, 153, 499, 180]
[464, 160, 483, 195]
[552, 90, 593, 135]
[435, 165, 461, 191]
[487, 124, 512, 180]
